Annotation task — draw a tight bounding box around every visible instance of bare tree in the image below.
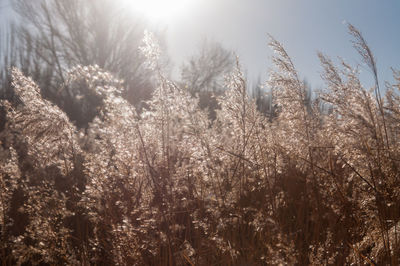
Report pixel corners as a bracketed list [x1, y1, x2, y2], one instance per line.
[181, 39, 234, 93]
[180, 40, 234, 119]
[7, 0, 161, 121]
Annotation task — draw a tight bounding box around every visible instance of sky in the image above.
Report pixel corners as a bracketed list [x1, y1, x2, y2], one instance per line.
[1, 0, 399, 90]
[162, 0, 400, 89]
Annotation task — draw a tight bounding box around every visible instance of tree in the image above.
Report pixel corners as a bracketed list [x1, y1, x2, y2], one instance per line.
[180, 40, 234, 119]
[2, 0, 163, 126]
[181, 39, 234, 93]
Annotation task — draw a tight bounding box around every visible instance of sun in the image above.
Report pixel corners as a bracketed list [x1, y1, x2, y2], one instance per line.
[127, 0, 195, 22]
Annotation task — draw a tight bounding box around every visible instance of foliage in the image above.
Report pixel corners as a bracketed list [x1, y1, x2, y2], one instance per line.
[1, 24, 400, 265]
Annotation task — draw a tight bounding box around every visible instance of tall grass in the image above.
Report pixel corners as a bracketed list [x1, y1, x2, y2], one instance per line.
[1, 25, 400, 265]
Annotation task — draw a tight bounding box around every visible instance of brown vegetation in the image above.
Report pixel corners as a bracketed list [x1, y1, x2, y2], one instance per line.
[1, 25, 400, 265]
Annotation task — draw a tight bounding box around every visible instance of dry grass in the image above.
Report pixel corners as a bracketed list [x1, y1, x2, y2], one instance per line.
[1, 25, 400, 265]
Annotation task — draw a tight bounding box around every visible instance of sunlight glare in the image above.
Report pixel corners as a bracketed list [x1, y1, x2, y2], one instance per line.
[129, 0, 195, 22]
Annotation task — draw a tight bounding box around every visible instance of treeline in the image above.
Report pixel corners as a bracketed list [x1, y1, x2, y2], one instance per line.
[1, 0, 276, 125]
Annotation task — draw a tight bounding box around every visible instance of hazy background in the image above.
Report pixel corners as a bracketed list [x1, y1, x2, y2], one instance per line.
[165, 0, 400, 88]
[1, 0, 399, 88]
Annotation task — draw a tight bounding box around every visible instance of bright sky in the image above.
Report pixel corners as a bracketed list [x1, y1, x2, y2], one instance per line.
[162, 0, 400, 88]
[1, 0, 399, 89]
